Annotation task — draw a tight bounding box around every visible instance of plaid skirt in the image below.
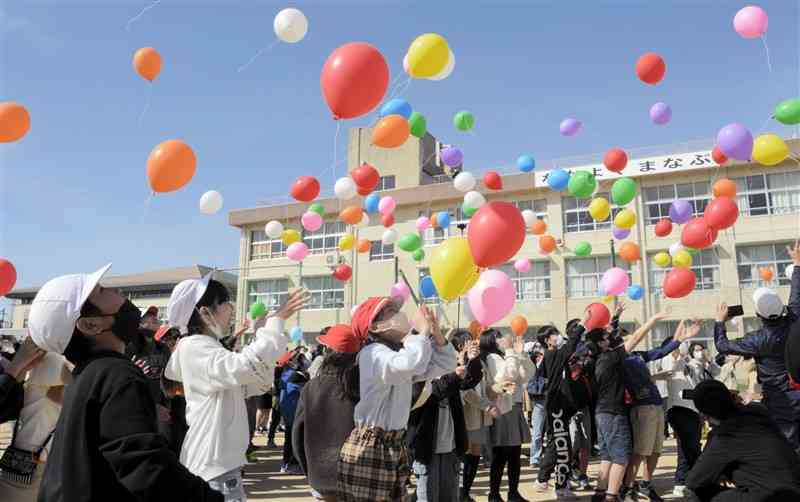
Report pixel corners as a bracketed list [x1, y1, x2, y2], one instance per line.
[337, 426, 410, 502]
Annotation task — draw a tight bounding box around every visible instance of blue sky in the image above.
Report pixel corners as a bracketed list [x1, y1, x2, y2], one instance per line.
[1, 0, 799, 318]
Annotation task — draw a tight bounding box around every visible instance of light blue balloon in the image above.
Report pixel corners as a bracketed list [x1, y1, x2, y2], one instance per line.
[627, 285, 644, 301]
[518, 155, 536, 173]
[420, 276, 438, 298]
[379, 99, 412, 119]
[547, 168, 570, 192]
[290, 326, 304, 343]
[437, 211, 451, 228]
[364, 193, 380, 213]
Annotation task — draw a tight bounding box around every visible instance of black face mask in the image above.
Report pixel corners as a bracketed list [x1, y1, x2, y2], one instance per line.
[112, 300, 143, 344]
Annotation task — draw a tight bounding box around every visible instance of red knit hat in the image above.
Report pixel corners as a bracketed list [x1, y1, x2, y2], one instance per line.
[276, 351, 294, 367]
[317, 324, 362, 354]
[351, 296, 400, 343]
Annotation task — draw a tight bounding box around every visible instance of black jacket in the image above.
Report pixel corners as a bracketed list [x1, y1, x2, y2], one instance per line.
[539, 324, 584, 412]
[406, 357, 482, 465]
[0, 369, 23, 423]
[37, 351, 222, 502]
[686, 404, 800, 501]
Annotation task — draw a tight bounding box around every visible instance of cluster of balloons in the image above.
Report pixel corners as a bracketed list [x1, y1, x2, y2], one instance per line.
[716, 123, 790, 166]
[0, 258, 17, 296]
[403, 33, 455, 81]
[373, 99, 427, 148]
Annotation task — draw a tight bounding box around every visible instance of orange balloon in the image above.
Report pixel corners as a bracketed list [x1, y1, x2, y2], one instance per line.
[133, 47, 162, 82]
[539, 235, 557, 254]
[0, 102, 30, 143]
[760, 267, 774, 282]
[430, 213, 439, 228]
[339, 206, 364, 225]
[618, 242, 641, 263]
[146, 140, 196, 193]
[511, 315, 528, 337]
[468, 320, 482, 340]
[713, 178, 737, 199]
[372, 115, 410, 148]
[531, 219, 547, 235]
[356, 238, 372, 254]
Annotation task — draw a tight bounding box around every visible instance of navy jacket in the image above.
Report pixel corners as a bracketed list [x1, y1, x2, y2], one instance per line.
[623, 340, 680, 407]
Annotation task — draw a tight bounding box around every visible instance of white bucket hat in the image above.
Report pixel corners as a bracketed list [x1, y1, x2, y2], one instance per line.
[753, 287, 784, 319]
[167, 272, 213, 334]
[28, 264, 112, 354]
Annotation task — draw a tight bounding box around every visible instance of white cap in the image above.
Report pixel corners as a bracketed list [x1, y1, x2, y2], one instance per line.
[753, 287, 784, 319]
[167, 272, 213, 334]
[28, 264, 112, 354]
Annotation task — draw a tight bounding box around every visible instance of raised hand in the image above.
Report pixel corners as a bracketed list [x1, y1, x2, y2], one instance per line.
[8, 336, 45, 381]
[466, 340, 480, 361]
[717, 302, 729, 323]
[276, 289, 310, 321]
[787, 240, 800, 266]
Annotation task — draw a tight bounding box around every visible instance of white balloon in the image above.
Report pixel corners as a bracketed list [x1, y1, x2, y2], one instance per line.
[429, 50, 455, 81]
[382, 228, 399, 245]
[521, 209, 536, 227]
[403, 53, 410, 75]
[334, 177, 357, 200]
[265, 220, 284, 239]
[786, 264, 795, 279]
[357, 213, 370, 228]
[454, 171, 476, 192]
[199, 190, 223, 215]
[669, 242, 684, 257]
[274, 8, 308, 43]
[464, 191, 486, 209]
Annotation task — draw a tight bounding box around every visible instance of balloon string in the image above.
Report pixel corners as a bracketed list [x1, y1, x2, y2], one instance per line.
[237, 40, 279, 73]
[125, 0, 162, 31]
[332, 121, 342, 181]
[761, 35, 773, 74]
[137, 83, 154, 125]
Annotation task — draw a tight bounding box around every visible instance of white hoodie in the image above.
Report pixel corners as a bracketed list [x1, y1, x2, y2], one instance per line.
[165, 317, 287, 481]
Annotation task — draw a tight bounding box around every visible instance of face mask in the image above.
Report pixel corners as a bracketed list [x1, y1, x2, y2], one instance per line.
[693, 351, 705, 361]
[111, 300, 142, 344]
[198, 306, 227, 339]
[375, 312, 411, 335]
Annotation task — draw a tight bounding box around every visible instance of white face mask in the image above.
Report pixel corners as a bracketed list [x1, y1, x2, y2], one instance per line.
[375, 312, 411, 335]
[693, 351, 705, 361]
[198, 307, 226, 340]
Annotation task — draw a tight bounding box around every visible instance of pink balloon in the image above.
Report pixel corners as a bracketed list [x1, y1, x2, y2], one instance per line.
[416, 216, 431, 232]
[378, 196, 396, 215]
[601, 267, 630, 296]
[390, 282, 411, 302]
[403, 54, 409, 74]
[514, 259, 531, 274]
[734, 5, 768, 39]
[286, 242, 309, 262]
[301, 211, 323, 232]
[467, 270, 516, 327]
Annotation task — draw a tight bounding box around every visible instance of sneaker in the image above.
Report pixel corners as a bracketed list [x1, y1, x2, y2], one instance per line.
[673, 485, 686, 497]
[267, 440, 277, 449]
[279, 463, 288, 474]
[590, 492, 607, 502]
[533, 481, 550, 492]
[555, 488, 579, 501]
[578, 475, 592, 490]
[281, 463, 302, 475]
[507, 493, 530, 502]
[622, 488, 640, 502]
[645, 487, 664, 502]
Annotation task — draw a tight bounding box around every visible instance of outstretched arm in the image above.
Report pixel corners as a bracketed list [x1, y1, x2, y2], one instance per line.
[624, 309, 671, 353]
[714, 303, 762, 357]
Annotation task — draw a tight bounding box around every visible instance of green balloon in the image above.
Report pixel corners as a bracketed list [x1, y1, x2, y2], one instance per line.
[611, 177, 637, 206]
[686, 247, 700, 256]
[409, 112, 427, 138]
[575, 242, 592, 257]
[308, 202, 325, 216]
[249, 302, 266, 320]
[567, 170, 596, 199]
[462, 203, 477, 217]
[412, 248, 425, 261]
[775, 98, 800, 125]
[454, 111, 475, 132]
[397, 233, 422, 252]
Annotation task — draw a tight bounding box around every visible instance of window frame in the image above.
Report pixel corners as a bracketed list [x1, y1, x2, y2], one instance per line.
[301, 275, 345, 311]
[566, 256, 631, 298]
[248, 278, 290, 312]
[500, 261, 552, 301]
[733, 171, 800, 217]
[648, 248, 720, 295]
[562, 192, 622, 233]
[303, 221, 347, 255]
[736, 242, 793, 288]
[642, 181, 710, 226]
[369, 241, 395, 262]
[250, 230, 286, 260]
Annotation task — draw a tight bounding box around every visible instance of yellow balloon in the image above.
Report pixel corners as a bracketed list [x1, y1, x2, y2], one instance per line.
[653, 251, 671, 267]
[752, 133, 789, 166]
[614, 208, 636, 229]
[672, 250, 693, 268]
[430, 237, 479, 301]
[589, 197, 611, 221]
[338, 233, 355, 251]
[282, 229, 301, 245]
[407, 33, 450, 79]
[602, 295, 615, 304]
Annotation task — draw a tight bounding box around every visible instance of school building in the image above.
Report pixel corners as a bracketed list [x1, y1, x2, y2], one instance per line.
[229, 128, 800, 350]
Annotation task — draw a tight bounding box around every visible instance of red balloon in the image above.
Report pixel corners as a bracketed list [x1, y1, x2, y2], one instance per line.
[704, 197, 739, 231]
[584, 303, 611, 331]
[320, 42, 389, 120]
[333, 264, 353, 281]
[0, 258, 17, 296]
[663, 267, 697, 299]
[654, 218, 673, 237]
[483, 171, 503, 190]
[603, 148, 628, 173]
[381, 212, 395, 228]
[681, 217, 718, 249]
[290, 176, 320, 202]
[467, 202, 526, 268]
[712, 146, 728, 165]
[357, 185, 372, 197]
[636, 52, 666, 85]
[351, 162, 379, 191]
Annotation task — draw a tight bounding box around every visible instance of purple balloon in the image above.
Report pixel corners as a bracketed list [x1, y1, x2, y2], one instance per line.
[440, 146, 463, 167]
[612, 227, 630, 240]
[669, 199, 693, 224]
[560, 118, 582, 136]
[650, 102, 672, 125]
[717, 123, 753, 161]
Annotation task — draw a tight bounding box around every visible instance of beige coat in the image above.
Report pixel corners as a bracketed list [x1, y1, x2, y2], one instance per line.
[462, 360, 499, 432]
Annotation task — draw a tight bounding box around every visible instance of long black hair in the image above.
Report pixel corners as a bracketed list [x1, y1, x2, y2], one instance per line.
[319, 350, 360, 403]
[450, 329, 470, 352]
[187, 280, 231, 335]
[479, 329, 503, 363]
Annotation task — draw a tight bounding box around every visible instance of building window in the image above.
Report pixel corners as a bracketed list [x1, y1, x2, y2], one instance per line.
[562, 193, 622, 233]
[303, 222, 346, 255]
[302, 276, 344, 310]
[514, 199, 548, 221]
[127, 289, 173, 300]
[648, 248, 720, 294]
[500, 261, 551, 301]
[733, 171, 800, 217]
[653, 319, 715, 355]
[736, 242, 792, 288]
[248, 279, 289, 311]
[250, 230, 286, 260]
[376, 175, 396, 191]
[420, 208, 469, 246]
[370, 241, 394, 261]
[566, 256, 631, 298]
[643, 182, 710, 225]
